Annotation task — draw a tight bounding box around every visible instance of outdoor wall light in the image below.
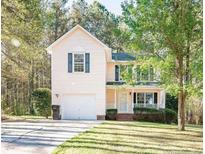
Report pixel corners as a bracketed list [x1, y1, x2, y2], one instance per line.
[55, 94, 59, 98]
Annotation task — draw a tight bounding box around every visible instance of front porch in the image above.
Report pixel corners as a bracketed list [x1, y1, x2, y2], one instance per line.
[106, 86, 165, 114]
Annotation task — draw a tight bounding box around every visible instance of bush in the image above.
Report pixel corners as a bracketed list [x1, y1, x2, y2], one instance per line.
[106, 109, 117, 120]
[133, 107, 160, 114]
[166, 93, 178, 112]
[32, 88, 51, 119]
[164, 108, 177, 124]
[133, 107, 164, 122]
[133, 107, 177, 124]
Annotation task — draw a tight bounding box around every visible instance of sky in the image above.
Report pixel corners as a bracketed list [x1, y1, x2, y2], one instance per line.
[67, 0, 125, 15]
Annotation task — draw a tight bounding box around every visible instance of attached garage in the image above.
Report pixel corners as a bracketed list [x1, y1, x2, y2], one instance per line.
[61, 94, 97, 120]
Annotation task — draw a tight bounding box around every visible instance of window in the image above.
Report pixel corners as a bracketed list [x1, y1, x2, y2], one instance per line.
[133, 92, 136, 104]
[136, 65, 141, 81]
[145, 93, 154, 104]
[119, 65, 127, 81]
[150, 66, 154, 81]
[74, 54, 84, 72]
[117, 65, 133, 81]
[135, 65, 154, 81]
[141, 69, 149, 81]
[154, 93, 158, 104]
[135, 92, 157, 107]
[137, 93, 144, 104]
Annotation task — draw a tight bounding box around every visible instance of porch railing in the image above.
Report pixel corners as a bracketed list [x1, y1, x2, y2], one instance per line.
[134, 103, 157, 109]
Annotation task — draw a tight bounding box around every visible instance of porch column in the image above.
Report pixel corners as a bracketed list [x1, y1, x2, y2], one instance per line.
[114, 89, 117, 109]
[157, 91, 160, 109]
[131, 89, 134, 113]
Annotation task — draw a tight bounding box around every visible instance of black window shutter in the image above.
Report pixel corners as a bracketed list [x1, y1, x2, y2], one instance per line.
[134, 92, 136, 104]
[85, 53, 90, 73]
[115, 65, 119, 81]
[154, 93, 158, 104]
[68, 53, 72, 73]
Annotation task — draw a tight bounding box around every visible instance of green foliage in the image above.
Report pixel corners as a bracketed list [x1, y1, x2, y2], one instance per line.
[32, 88, 51, 118]
[164, 108, 177, 124]
[133, 107, 177, 124]
[186, 96, 203, 124]
[133, 107, 160, 114]
[66, 0, 125, 51]
[121, 0, 202, 94]
[106, 109, 117, 120]
[122, 0, 202, 130]
[1, 0, 51, 115]
[45, 0, 69, 43]
[120, 64, 136, 85]
[165, 93, 178, 112]
[106, 109, 118, 115]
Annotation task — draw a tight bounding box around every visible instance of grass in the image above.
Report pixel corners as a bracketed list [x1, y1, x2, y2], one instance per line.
[2, 115, 52, 121]
[52, 121, 203, 154]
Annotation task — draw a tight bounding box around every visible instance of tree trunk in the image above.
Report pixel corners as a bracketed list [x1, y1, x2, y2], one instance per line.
[176, 56, 185, 131]
[178, 89, 185, 130]
[28, 61, 35, 114]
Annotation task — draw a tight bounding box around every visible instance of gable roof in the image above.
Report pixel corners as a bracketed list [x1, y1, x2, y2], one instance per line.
[46, 25, 110, 53]
[112, 53, 136, 61]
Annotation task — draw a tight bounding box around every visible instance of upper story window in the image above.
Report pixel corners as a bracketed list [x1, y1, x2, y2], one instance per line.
[115, 64, 155, 82]
[135, 65, 154, 81]
[115, 65, 133, 81]
[68, 52, 90, 73]
[74, 54, 84, 72]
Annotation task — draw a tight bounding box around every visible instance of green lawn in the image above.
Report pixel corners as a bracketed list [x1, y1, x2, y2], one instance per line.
[52, 121, 203, 154]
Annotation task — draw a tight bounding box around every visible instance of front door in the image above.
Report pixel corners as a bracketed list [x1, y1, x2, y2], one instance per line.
[118, 92, 128, 113]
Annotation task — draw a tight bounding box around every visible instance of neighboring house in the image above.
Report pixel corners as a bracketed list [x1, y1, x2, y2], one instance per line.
[47, 25, 165, 120]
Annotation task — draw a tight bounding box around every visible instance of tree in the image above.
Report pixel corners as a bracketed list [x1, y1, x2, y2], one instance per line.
[67, 0, 126, 51]
[67, 0, 89, 29]
[1, 0, 51, 115]
[122, 0, 202, 130]
[45, 0, 69, 44]
[32, 88, 51, 118]
[86, 1, 119, 50]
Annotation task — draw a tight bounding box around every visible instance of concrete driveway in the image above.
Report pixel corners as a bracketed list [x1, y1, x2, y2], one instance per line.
[1, 120, 102, 154]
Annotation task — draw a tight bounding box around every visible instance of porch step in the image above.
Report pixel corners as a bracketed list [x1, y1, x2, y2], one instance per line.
[117, 114, 133, 121]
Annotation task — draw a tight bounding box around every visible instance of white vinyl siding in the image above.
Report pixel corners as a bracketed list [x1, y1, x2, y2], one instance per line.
[51, 27, 106, 116]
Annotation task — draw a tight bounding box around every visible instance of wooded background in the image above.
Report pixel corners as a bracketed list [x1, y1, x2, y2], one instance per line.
[1, 0, 202, 127]
[1, 0, 127, 115]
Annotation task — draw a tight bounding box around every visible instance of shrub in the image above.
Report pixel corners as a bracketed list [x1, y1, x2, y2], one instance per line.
[133, 107, 164, 122]
[133, 107, 177, 124]
[133, 107, 160, 114]
[32, 88, 51, 119]
[106, 109, 117, 114]
[166, 93, 178, 112]
[106, 109, 117, 120]
[164, 108, 177, 124]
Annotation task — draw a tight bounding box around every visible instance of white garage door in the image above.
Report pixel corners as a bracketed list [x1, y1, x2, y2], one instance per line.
[61, 94, 96, 120]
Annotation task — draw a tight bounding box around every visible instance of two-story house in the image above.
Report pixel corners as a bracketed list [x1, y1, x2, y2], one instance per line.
[47, 25, 165, 120]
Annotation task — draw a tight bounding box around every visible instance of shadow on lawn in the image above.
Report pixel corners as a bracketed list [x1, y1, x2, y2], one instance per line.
[104, 121, 202, 133]
[74, 136, 202, 151]
[59, 143, 202, 154]
[85, 130, 202, 142]
[95, 126, 202, 138]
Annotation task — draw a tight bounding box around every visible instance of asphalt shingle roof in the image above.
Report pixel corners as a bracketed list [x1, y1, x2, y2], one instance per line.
[112, 53, 136, 61]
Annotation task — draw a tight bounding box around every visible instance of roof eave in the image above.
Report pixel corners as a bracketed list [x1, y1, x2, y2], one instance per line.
[46, 24, 110, 53]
